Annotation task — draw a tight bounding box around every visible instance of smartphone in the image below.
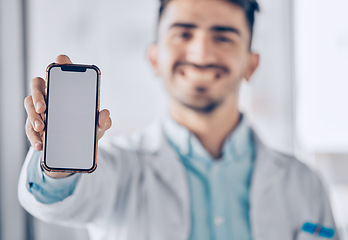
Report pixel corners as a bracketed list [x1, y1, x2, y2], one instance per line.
[41, 63, 100, 173]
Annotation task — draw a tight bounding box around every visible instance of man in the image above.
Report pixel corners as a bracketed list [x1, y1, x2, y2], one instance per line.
[19, 0, 338, 239]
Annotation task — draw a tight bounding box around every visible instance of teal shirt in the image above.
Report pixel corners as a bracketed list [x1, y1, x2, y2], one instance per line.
[162, 113, 255, 240]
[27, 150, 80, 204]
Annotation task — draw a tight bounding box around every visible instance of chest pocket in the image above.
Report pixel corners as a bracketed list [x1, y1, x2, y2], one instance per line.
[296, 222, 335, 240]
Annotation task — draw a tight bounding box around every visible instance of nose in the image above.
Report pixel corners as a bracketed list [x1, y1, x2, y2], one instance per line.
[186, 32, 217, 65]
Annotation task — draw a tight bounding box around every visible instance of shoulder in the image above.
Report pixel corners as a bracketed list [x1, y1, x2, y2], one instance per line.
[252, 128, 319, 183]
[268, 142, 322, 183]
[259, 140, 327, 203]
[271, 149, 317, 179]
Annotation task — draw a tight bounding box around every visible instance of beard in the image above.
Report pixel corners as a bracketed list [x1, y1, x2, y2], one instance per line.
[174, 85, 224, 114]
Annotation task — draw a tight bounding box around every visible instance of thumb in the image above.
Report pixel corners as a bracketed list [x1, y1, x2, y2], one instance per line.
[56, 54, 73, 64]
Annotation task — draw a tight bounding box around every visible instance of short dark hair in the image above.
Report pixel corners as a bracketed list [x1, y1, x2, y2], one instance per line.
[158, 0, 260, 47]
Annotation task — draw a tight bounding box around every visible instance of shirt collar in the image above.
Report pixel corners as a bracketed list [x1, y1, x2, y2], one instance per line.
[161, 111, 252, 162]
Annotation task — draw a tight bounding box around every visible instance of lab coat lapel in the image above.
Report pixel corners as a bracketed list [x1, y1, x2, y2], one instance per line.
[249, 130, 291, 240]
[139, 118, 191, 238]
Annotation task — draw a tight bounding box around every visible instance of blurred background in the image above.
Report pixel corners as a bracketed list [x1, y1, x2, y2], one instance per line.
[0, 0, 347, 239]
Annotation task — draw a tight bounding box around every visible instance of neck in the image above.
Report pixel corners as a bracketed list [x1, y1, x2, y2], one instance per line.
[170, 99, 241, 159]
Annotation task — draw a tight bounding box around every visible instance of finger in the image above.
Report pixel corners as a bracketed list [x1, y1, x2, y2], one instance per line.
[24, 95, 45, 132]
[97, 109, 112, 141]
[30, 77, 46, 114]
[97, 117, 112, 141]
[98, 109, 111, 130]
[97, 127, 105, 141]
[104, 117, 112, 131]
[96, 118, 111, 141]
[56, 54, 72, 64]
[25, 118, 43, 151]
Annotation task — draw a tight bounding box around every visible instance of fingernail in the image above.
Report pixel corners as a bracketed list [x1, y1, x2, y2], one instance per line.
[34, 120, 41, 129]
[36, 102, 44, 111]
[34, 142, 41, 147]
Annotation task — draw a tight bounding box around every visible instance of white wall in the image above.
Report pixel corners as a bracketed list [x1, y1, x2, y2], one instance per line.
[295, 0, 348, 153]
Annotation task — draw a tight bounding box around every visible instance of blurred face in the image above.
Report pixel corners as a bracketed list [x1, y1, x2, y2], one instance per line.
[148, 0, 259, 113]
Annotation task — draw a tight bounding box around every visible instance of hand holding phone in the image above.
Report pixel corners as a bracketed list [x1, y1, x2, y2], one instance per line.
[24, 55, 112, 177]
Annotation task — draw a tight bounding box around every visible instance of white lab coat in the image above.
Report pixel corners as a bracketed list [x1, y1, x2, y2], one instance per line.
[18, 118, 338, 240]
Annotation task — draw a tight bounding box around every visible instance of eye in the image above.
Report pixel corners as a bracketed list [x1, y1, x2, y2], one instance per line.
[214, 35, 233, 43]
[176, 31, 192, 40]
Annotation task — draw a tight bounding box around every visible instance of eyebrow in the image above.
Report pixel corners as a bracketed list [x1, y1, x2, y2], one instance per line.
[170, 23, 197, 29]
[211, 26, 241, 35]
[169, 22, 241, 36]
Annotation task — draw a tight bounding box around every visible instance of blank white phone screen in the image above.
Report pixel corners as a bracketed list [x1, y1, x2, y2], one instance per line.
[45, 66, 98, 170]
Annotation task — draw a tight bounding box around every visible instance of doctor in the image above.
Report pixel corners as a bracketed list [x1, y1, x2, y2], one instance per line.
[19, 0, 338, 239]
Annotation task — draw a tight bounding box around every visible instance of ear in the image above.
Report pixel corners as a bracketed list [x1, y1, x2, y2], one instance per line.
[244, 52, 259, 82]
[147, 43, 160, 75]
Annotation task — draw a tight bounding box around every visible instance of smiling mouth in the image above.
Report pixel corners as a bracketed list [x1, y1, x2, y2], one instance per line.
[178, 68, 222, 83]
